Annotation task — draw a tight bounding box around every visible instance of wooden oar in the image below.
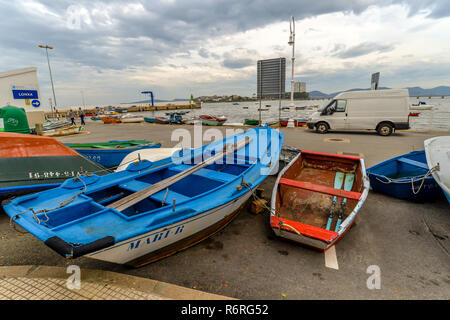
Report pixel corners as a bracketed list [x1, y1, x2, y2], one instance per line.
[326, 172, 345, 230]
[334, 173, 355, 232]
[107, 137, 252, 212]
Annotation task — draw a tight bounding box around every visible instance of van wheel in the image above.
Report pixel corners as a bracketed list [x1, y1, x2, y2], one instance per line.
[316, 122, 329, 134]
[377, 123, 393, 136]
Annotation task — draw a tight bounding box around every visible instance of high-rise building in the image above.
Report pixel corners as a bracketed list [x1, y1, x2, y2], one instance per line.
[294, 81, 306, 93]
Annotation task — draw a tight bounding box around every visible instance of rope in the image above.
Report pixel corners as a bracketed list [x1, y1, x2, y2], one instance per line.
[9, 173, 88, 232]
[240, 179, 303, 235]
[8, 157, 157, 232]
[374, 165, 439, 195]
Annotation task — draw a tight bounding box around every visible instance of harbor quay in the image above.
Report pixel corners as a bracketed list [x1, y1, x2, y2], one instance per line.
[0, 122, 448, 300]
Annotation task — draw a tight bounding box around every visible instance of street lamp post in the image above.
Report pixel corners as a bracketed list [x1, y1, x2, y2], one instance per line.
[39, 44, 57, 117]
[288, 16, 295, 108]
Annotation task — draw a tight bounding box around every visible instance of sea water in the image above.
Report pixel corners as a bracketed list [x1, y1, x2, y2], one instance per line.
[91, 97, 450, 131]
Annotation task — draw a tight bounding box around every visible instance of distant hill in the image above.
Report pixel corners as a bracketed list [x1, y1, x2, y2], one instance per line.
[309, 86, 450, 98]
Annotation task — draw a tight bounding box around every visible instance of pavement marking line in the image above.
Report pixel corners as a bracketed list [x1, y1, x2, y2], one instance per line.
[324, 245, 339, 270]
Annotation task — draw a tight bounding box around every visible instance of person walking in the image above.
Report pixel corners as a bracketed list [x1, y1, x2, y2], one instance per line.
[68, 109, 76, 125]
[79, 107, 86, 125]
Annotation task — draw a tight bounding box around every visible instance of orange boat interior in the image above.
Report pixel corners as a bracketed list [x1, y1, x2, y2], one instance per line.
[275, 151, 363, 231]
[0, 132, 79, 158]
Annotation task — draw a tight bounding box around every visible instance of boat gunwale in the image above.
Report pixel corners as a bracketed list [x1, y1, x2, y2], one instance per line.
[366, 149, 434, 183]
[270, 150, 369, 243]
[5, 128, 284, 246]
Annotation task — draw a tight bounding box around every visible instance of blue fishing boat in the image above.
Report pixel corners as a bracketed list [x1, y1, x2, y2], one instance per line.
[66, 140, 161, 168]
[366, 150, 442, 200]
[5, 127, 283, 267]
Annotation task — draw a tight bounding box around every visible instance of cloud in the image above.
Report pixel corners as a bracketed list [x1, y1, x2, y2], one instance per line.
[0, 0, 449, 105]
[333, 42, 396, 59]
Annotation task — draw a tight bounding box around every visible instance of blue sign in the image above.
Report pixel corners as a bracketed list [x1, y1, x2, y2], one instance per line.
[12, 89, 38, 99]
[31, 100, 40, 107]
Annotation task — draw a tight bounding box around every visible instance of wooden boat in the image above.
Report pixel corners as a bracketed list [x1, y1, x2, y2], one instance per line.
[199, 115, 227, 125]
[42, 120, 72, 130]
[168, 113, 184, 124]
[120, 114, 144, 123]
[65, 140, 162, 168]
[144, 117, 156, 123]
[115, 148, 181, 172]
[40, 125, 84, 137]
[201, 118, 224, 126]
[366, 150, 442, 200]
[280, 118, 308, 127]
[102, 117, 121, 124]
[270, 150, 369, 251]
[155, 116, 170, 124]
[425, 136, 450, 203]
[410, 101, 434, 110]
[0, 132, 106, 199]
[244, 119, 260, 126]
[4, 127, 283, 266]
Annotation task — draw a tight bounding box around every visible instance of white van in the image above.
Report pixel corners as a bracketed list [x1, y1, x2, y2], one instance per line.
[306, 89, 410, 136]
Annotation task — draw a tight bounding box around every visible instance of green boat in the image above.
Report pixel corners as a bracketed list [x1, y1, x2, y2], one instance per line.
[144, 117, 156, 123]
[244, 119, 260, 126]
[65, 140, 161, 168]
[201, 118, 224, 126]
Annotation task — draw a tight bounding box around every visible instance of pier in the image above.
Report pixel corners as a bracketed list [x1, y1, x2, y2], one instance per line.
[1, 123, 448, 300]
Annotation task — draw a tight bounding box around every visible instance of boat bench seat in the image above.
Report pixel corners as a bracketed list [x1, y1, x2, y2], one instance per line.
[171, 164, 237, 182]
[397, 157, 429, 170]
[119, 179, 152, 193]
[118, 179, 191, 204]
[150, 189, 191, 205]
[279, 178, 361, 200]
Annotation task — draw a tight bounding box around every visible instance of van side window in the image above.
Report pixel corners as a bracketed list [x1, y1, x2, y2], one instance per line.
[322, 100, 336, 115]
[336, 100, 347, 112]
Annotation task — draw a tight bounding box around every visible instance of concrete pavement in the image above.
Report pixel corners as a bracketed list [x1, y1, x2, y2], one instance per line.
[0, 123, 449, 299]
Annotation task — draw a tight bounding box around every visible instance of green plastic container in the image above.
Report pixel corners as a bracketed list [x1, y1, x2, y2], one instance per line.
[0, 105, 30, 134]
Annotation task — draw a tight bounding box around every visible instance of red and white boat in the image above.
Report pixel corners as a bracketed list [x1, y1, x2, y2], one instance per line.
[270, 150, 369, 251]
[199, 115, 227, 122]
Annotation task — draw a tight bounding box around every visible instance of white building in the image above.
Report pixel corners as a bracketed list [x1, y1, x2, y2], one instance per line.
[0, 67, 46, 127]
[0, 67, 42, 111]
[294, 81, 306, 93]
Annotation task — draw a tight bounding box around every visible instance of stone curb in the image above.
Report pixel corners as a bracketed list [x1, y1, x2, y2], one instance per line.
[0, 265, 234, 300]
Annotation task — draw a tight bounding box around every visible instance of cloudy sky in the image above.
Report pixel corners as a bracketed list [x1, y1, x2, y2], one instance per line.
[1, 0, 450, 108]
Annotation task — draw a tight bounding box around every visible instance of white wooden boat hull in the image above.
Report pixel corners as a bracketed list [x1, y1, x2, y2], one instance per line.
[424, 136, 450, 202]
[115, 148, 181, 172]
[410, 105, 433, 110]
[87, 191, 252, 266]
[121, 118, 144, 123]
